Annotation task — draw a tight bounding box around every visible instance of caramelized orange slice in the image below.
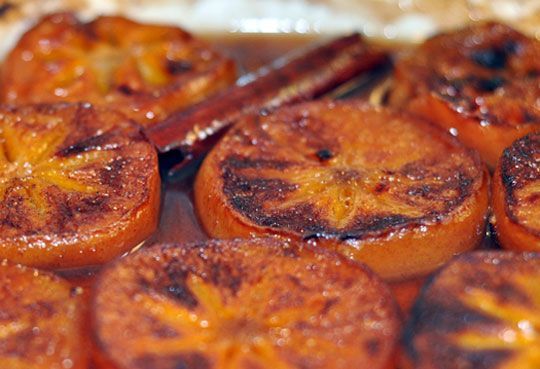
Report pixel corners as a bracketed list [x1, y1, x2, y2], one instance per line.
[404, 251, 540, 369]
[492, 132, 540, 251]
[0, 260, 87, 369]
[390, 22, 540, 167]
[92, 238, 400, 369]
[0, 12, 236, 127]
[0, 103, 160, 268]
[194, 101, 489, 280]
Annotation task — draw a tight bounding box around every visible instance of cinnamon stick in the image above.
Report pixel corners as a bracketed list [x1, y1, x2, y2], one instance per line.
[145, 33, 389, 176]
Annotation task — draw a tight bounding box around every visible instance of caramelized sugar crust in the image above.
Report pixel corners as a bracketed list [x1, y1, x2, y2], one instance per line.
[195, 101, 489, 280]
[0, 12, 236, 127]
[404, 251, 540, 369]
[390, 22, 540, 167]
[493, 132, 540, 251]
[0, 103, 160, 268]
[92, 238, 400, 369]
[0, 261, 86, 369]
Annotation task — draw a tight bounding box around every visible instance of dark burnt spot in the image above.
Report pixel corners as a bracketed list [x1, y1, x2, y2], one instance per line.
[152, 325, 179, 339]
[493, 281, 535, 307]
[75, 195, 108, 214]
[70, 286, 80, 297]
[25, 300, 56, 318]
[222, 155, 291, 170]
[400, 161, 432, 180]
[117, 84, 135, 95]
[303, 214, 417, 241]
[526, 193, 540, 204]
[408, 299, 498, 336]
[341, 214, 413, 239]
[134, 352, 210, 369]
[0, 329, 41, 358]
[475, 76, 505, 92]
[526, 69, 540, 78]
[255, 204, 329, 233]
[470, 47, 509, 69]
[404, 296, 504, 368]
[227, 176, 295, 209]
[0, 2, 13, 17]
[163, 266, 199, 309]
[454, 349, 510, 369]
[222, 158, 297, 220]
[303, 232, 329, 241]
[502, 39, 520, 55]
[99, 158, 128, 189]
[500, 133, 540, 209]
[374, 182, 388, 193]
[286, 275, 302, 287]
[523, 110, 539, 123]
[412, 343, 511, 369]
[166, 59, 193, 75]
[399, 162, 474, 212]
[364, 339, 381, 355]
[320, 298, 338, 315]
[164, 282, 198, 309]
[259, 107, 271, 116]
[57, 132, 116, 157]
[333, 169, 360, 183]
[407, 185, 432, 197]
[145, 315, 179, 339]
[441, 75, 506, 95]
[0, 193, 32, 231]
[315, 148, 333, 161]
[209, 262, 242, 295]
[50, 199, 75, 232]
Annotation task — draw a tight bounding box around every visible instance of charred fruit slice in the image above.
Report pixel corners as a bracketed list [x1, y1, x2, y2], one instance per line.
[92, 238, 400, 369]
[0, 260, 87, 369]
[194, 101, 489, 280]
[404, 251, 540, 369]
[493, 132, 540, 251]
[0, 103, 160, 269]
[390, 22, 540, 167]
[0, 12, 236, 127]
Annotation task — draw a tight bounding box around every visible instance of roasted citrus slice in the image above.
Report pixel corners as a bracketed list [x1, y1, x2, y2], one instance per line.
[0, 103, 160, 268]
[0, 260, 87, 369]
[0, 12, 236, 127]
[389, 22, 540, 167]
[403, 251, 540, 369]
[92, 238, 400, 369]
[194, 101, 489, 280]
[492, 132, 540, 251]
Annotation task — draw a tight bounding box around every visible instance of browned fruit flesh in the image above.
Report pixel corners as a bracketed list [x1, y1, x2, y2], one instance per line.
[493, 132, 540, 252]
[404, 251, 540, 369]
[390, 22, 540, 167]
[0, 12, 236, 127]
[0, 103, 160, 269]
[92, 238, 400, 369]
[194, 101, 489, 280]
[0, 260, 87, 369]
